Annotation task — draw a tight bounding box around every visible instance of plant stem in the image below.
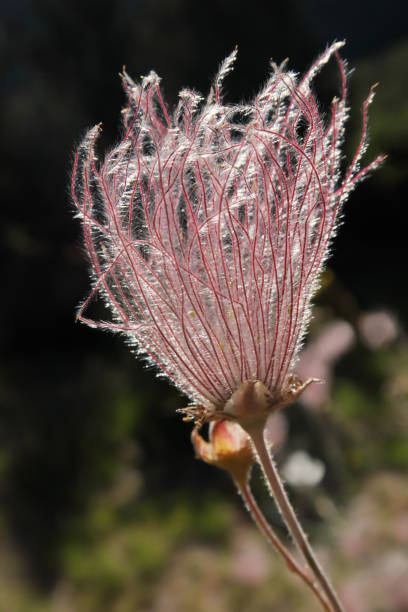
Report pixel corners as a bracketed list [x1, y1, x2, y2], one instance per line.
[236, 476, 331, 611]
[246, 423, 345, 612]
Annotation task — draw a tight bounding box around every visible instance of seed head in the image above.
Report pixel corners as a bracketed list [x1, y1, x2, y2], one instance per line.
[72, 42, 383, 423]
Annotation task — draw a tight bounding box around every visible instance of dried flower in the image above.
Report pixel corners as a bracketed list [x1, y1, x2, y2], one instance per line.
[191, 420, 254, 483]
[72, 42, 383, 424]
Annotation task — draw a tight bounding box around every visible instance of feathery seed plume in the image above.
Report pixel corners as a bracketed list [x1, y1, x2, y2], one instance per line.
[72, 42, 383, 424]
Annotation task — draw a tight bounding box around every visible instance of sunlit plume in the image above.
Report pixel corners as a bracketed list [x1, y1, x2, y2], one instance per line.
[72, 42, 384, 422]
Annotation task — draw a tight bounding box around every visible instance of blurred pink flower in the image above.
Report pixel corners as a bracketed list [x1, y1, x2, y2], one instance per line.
[296, 319, 355, 409]
[359, 310, 398, 350]
[72, 42, 383, 420]
[231, 531, 270, 584]
[264, 412, 288, 451]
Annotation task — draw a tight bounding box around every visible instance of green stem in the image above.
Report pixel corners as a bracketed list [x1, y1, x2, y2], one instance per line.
[246, 423, 345, 612]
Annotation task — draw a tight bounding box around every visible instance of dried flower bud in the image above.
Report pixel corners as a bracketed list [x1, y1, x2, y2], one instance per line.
[192, 420, 254, 483]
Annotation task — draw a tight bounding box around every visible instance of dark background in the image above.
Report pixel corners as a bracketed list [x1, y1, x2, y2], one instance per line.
[1, 0, 408, 609]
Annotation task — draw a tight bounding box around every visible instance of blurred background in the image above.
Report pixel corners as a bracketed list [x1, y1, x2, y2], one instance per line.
[1, 0, 408, 610]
